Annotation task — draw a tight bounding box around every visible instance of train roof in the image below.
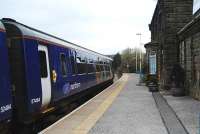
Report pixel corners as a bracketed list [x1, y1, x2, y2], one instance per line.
[1, 18, 112, 61]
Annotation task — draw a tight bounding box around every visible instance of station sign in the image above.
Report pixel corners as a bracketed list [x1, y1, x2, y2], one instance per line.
[149, 54, 156, 75]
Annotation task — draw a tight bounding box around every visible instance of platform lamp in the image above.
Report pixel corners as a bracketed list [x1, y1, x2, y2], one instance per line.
[135, 48, 138, 73]
[136, 33, 142, 74]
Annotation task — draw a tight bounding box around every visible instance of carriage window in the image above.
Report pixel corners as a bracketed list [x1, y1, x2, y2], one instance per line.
[96, 65, 101, 72]
[107, 66, 110, 71]
[77, 63, 86, 74]
[70, 56, 77, 74]
[105, 66, 108, 71]
[60, 54, 67, 76]
[88, 64, 95, 73]
[109, 66, 112, 71]
[100, 65, 104, 72]
[39, 51, 48, 78]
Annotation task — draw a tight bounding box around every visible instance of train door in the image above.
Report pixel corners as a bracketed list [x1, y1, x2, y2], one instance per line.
[38, 45, 51, 108]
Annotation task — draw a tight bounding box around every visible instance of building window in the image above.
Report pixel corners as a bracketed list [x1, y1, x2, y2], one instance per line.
[180, 41, 185, 68]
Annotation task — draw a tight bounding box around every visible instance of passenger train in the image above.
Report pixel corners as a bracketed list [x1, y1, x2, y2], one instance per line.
[0, 18, 113, 133]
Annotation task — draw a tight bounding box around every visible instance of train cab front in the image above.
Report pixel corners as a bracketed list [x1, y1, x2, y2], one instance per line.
[0, 21, 12, 133]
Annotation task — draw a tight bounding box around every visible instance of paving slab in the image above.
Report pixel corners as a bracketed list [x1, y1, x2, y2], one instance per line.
[89, 74, 167, 134]
[153, 92, 189, 134]
[163, 95, 200, 134]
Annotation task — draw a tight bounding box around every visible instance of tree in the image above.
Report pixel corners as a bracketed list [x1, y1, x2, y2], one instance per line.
[112, 53, 121, 71]
[121, 47, 145, 73]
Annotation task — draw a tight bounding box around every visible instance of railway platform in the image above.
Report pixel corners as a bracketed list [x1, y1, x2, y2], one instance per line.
[39, 74, 196, 134]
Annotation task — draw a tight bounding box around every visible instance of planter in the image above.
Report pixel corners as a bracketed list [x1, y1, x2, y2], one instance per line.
[148, 83, 158, 92]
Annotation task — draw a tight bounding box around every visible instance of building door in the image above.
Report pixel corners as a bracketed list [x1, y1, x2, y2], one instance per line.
[38, 45, 51, 108]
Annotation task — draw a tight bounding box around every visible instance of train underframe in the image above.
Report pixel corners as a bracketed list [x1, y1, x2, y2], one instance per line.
[4, 79, 114, 134]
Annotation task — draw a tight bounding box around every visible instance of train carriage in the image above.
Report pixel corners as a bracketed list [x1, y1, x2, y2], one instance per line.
[1, 18, 113, 125]
[0, 21, 12, 132]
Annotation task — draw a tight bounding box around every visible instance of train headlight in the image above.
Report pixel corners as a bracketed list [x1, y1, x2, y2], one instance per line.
[52, 70, 57, 83]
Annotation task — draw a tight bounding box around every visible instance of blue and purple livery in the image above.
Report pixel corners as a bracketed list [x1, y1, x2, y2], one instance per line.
[0, 18, 113, 125]
[0, 21, 12, 123]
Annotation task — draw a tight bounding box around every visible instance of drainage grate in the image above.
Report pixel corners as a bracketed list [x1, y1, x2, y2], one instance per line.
[152, 92, 189, 134]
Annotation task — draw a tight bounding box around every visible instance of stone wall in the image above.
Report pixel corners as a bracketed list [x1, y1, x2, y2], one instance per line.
[147, 0, 200, 99]
[148, 0, 193, 90]
[176, 1, 200, 98]
[179, 21, 200, 99]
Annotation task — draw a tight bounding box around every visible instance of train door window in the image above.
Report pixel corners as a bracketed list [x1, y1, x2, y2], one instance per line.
[39, 51, 48, 78]
[60, 53, 67, 76]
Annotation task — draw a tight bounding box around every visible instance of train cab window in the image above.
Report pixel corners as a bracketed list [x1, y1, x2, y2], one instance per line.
[39, 51, 48, 78]
[60, 54, 67, 76]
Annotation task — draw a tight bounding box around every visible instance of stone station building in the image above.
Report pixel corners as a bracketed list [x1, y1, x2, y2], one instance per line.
[145, 0, 200, 99]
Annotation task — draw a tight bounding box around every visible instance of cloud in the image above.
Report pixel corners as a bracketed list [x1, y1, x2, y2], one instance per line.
[1, 0, 156, 54]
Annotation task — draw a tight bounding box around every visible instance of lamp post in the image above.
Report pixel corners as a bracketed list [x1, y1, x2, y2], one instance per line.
[136, 33, 142, 73]
[135, 49, 137, 73]
[127, 63, 130, 73]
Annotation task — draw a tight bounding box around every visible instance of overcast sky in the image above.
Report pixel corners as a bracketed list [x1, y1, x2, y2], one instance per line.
[1, 0, 156, 55]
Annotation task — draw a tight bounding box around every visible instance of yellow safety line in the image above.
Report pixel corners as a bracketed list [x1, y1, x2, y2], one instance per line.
[72, 75, 129, 134]
[39, 75, 125, 134]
